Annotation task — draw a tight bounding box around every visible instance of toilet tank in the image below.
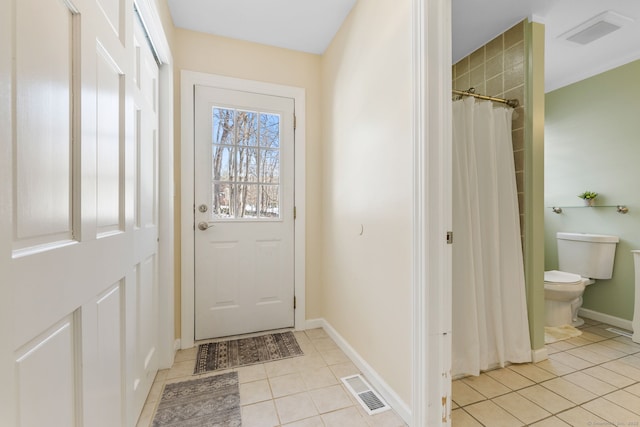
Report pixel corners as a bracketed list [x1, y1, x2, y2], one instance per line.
[557, 232, 619, 279]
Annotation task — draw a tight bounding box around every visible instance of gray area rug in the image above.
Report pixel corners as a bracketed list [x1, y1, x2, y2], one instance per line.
[152, 372, 241, 427]
[194, 331, 303, 374]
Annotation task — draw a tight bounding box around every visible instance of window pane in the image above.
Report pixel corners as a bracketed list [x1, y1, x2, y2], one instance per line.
[259, 113, 280, 148]
[260, 149, 279, 184]
[259, 185, 279, 218]
[236, 147, 258, 183]
[236, 110, 258, 146]
[212, 145, 234, 182]
[212, 182, 232, 218]
[213, 108, 234, 146]
[235, 184, 258, 218]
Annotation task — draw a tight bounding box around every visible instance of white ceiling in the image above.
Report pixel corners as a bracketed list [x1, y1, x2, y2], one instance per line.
[167, 0, 357, 55]
[167, 0, 640, 92]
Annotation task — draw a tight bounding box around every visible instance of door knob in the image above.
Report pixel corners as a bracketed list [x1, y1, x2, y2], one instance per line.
[198, 221, 214, 231]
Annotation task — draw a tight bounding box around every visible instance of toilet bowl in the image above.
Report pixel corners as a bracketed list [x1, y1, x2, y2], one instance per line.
[544, 232, 619, 328]
[544, 270, 592, 327]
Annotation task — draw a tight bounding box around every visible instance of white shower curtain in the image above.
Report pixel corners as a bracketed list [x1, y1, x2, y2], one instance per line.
[452, 97, 532, 377]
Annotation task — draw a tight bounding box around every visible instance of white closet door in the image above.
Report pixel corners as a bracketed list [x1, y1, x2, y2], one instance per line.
[127, 16, 160, 425]
[0, 0, 161, 425]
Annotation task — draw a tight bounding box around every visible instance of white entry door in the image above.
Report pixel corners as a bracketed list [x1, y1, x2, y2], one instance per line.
[194, 86, 295, 340]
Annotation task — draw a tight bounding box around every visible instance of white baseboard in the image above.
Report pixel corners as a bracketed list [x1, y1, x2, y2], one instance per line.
[578, 308, 633, 331]
[304, 318, 324, 330]
[304, 318, 411, 424]
[156, 339, 181, 370]
[531, 347, 548, 363]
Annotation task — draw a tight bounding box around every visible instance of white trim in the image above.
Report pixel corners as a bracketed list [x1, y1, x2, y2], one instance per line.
[180, 71, 306, 349]
[307, 319, 411, 424]
[156, 63, 175, 369]
[579, 308, 634, 331]
[531, 348, 549, 363]
[134, 0, 175, 370]
[412, 0, 452, 425]
[304, 318, 323, 330]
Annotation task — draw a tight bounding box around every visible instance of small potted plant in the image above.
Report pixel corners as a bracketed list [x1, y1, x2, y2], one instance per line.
[578, 191, 598, 206]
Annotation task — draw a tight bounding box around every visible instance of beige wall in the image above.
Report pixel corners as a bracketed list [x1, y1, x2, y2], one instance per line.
[155, 0, 175, 48]
[320, 0, 413, 404]
[172, 29, 323, 337]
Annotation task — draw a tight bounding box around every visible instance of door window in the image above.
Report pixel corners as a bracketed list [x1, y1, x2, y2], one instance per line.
[211, 107, 281, 220]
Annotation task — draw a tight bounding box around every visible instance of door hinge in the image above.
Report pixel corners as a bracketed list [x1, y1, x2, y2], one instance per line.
[293, 296, 296, 310]
[294, 206, 297, 220]
[446, 231, 453, 244]
[293, 114, 297, 130]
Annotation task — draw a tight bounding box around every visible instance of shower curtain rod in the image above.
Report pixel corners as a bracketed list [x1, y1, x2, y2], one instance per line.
[452, 88, 519, 108]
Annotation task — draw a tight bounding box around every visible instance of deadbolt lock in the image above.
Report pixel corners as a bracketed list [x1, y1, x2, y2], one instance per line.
[198, 204, 208, 213]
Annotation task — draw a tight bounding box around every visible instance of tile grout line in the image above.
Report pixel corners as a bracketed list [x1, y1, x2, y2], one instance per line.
[453, 340, 640, 424]
[452, 328, 640, 424]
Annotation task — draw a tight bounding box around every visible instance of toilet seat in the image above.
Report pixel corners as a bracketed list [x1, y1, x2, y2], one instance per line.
[544, 270, 585, 295]
[544, 270, 582, 286]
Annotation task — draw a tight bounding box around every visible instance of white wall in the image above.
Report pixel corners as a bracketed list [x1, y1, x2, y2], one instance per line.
[320, 0, 413, 405]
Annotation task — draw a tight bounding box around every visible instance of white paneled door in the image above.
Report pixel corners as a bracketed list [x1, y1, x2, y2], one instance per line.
[0, 0, 161, 425]
[128, 16, 161, 424]
[194, 86, 295, 340]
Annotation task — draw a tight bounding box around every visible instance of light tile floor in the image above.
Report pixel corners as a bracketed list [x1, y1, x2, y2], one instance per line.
[138, 320, 640, 426]
[453, 319, 640, 426]
[136, 328, 408, 427]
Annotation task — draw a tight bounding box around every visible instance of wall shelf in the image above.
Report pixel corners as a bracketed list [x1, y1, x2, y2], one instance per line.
[549, 205, 629, 214]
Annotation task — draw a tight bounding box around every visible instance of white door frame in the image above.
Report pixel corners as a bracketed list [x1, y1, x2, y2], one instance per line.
[181, 71, 306, 349]
[412, 0, 452, 425]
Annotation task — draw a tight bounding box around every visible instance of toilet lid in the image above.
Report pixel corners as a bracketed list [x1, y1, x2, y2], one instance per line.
[544, 270, 582, 284]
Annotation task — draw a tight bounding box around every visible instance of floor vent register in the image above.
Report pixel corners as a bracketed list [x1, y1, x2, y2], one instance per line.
[341, 374, 390, 415]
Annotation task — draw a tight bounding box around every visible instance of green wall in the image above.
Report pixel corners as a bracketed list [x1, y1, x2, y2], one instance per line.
[544, 59, 640, 321]
[526, 21, 546, 352]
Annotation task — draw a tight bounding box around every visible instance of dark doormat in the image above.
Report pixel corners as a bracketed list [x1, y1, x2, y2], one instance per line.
[194, 331, 303, 374]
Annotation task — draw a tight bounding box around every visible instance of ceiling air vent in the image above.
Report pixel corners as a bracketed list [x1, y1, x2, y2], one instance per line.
[559, 11, 633, 45]
[341, 374, 390, 415]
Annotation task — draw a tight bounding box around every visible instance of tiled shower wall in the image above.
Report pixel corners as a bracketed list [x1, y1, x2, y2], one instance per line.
[452, 20, 527, 238]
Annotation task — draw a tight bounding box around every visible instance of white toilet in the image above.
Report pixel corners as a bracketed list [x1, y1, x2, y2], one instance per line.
[544, 232, 619, 327]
